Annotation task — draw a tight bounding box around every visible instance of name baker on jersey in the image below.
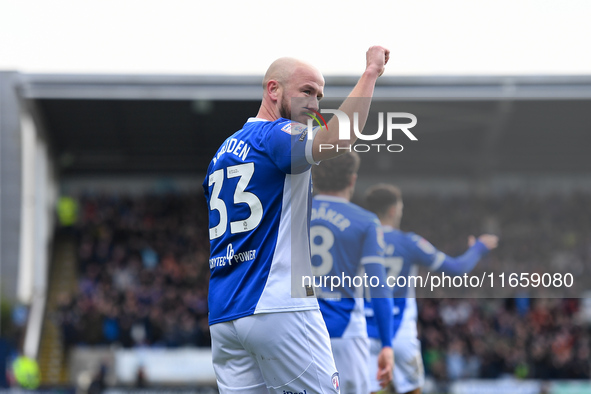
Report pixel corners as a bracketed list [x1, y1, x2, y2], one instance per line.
[212, 137, 251, 165]
[209, 243, 257, 269]
[311, 204, 351, 231]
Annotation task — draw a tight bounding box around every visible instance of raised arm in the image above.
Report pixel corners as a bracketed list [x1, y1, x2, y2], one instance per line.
[312, 46, 390, 162]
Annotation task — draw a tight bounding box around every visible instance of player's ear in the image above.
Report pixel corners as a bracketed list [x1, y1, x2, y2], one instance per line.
[267, 80, 281, 101]
[349, 173, 358, 188]
[388, 204, 397, 218]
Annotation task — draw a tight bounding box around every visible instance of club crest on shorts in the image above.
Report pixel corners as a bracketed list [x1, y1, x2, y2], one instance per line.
[331, 372, 340, 392]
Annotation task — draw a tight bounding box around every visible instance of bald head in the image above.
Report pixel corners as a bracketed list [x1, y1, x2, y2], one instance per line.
[257, 57, 325, 123]
[262, 57, 322, 89]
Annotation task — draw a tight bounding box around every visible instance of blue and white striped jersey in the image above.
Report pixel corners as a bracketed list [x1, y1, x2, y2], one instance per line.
[366, 226, 489, 340]
[203, 118, 319, 325]
[311, 196, 393, 346]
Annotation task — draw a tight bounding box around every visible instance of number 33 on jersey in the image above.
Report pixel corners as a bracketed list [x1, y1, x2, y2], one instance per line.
[203, 118, 319, 325]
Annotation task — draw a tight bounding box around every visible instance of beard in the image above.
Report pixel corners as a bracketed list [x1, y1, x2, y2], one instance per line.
[279, 93, 309, 124]
[279, 96, 291, 120]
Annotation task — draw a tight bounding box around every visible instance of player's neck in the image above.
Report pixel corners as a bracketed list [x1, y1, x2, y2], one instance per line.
[316, 190, 351, 201]
[380, 217, 399, 229]
[256, 101, 280, 121]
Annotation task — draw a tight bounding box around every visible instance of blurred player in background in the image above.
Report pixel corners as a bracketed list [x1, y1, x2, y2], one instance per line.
[310, 152, 394, 393]
[364, 184, 498, 394]
[203, 47, 390, 393]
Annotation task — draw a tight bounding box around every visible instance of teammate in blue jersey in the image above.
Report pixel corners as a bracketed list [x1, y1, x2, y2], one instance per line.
[310, 153, 394, 394]
[363, 184, 498, 394]
[203, 47, 391, 394]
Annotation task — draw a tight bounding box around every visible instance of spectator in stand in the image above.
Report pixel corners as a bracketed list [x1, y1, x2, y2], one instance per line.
[58, 191, 591, 381]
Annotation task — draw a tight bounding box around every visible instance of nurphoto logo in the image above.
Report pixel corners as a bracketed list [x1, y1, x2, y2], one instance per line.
[305, 109, 418, 153]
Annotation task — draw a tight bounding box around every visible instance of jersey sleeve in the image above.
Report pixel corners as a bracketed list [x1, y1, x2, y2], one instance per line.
[365, 263, 393, 348]
[406, 233, 446, 270]
[436, 241, 489, 275]
[362, 217, 393, 347]
[361, 218, 389, 298]
[261, 120, 318, 174]
[407, 233, 490, 275]
[361, 218, 386, 266]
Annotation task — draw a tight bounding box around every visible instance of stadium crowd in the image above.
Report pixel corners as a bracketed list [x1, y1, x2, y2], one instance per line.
[57, 193, 211, 348]
[419, 298, 589, 380]
[57, 190, 591, 380]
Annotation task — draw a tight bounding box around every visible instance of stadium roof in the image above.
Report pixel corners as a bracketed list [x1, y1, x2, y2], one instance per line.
[19, 74, 591, 100]
[14, 73, 591, 177]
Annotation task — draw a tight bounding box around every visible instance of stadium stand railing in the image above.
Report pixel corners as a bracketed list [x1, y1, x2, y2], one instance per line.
[37, 233, 78, 385]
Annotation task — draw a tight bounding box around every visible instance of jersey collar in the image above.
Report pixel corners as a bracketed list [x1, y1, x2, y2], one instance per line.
[313, 195, 349, 204]
[246, 117, 269, 123]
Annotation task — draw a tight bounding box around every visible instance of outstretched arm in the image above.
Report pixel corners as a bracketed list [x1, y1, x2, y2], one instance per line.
[431, 234, 499, 275]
